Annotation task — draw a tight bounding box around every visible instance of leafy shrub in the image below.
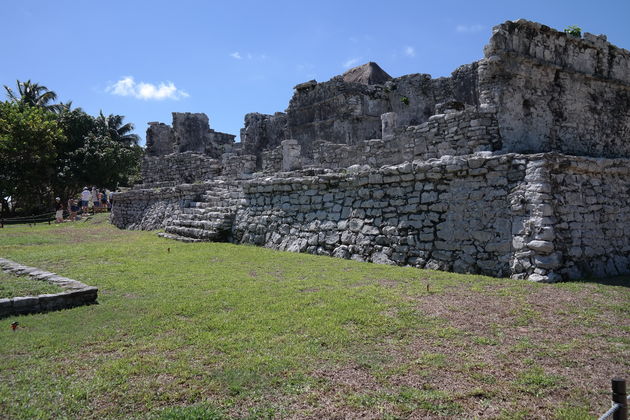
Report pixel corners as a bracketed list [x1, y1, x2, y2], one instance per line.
[564, 25, 582, 37]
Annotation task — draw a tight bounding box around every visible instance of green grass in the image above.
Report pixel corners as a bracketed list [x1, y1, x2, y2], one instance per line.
[0, 271, 64, 299]
[0, 215, 628, 419]
[515, 366, 562, 397]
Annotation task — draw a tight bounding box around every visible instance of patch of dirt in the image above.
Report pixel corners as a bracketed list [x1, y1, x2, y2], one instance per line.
[234, 281, 629, 419]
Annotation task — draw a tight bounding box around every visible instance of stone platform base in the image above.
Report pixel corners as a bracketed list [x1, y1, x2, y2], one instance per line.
[0, 258, 98, 318]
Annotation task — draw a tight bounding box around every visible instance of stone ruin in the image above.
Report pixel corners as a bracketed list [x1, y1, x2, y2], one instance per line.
[111, 20, 630, 282]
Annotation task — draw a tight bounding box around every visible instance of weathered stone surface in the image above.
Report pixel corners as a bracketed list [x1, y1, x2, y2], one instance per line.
[145, 112, 236, 159]
[282, 140, 302, 171]
[342, 62, 392, 85]
[480, 19, 630, 158]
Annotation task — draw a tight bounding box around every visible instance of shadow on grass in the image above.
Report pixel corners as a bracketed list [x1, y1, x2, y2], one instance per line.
[565, 275, 630, 288]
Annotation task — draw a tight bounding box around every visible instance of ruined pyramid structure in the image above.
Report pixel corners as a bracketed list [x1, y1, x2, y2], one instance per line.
[112, 20, 630, 282]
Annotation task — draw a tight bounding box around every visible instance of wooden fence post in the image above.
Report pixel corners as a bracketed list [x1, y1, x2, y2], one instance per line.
[613, 378, 627, 420]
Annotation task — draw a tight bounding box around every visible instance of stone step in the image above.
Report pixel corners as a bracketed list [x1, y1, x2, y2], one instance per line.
[159, 182, 243, 243]
[181, 207, 235, 216]
[169, 219, 232, 230]
[157, 232, 204, 243]
[188, 201, 241, 209]
[200, 192, 243, 200]
[164, 226, 224, 240]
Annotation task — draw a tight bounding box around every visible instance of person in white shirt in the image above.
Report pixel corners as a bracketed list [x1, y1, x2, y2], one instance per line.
[91, 187, 100, 213]
[80, 187, 91, 214]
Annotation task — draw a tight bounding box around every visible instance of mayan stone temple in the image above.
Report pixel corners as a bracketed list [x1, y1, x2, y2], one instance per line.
[111, 20, 630, 283]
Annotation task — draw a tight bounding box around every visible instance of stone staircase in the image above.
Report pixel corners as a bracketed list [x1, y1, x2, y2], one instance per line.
[158, 181, 243, 242]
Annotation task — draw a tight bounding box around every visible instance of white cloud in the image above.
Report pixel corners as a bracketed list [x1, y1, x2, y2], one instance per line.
[456, 24, 484, 33]
[106, 76, 189, 101]
[342, 57, 361, 68]
[230, 52, 267, 61]
[404, 46, 415, 57]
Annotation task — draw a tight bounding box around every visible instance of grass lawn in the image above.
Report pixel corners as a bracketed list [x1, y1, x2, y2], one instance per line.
[0, 214, 628, 419]
[0, 270, 65, 299]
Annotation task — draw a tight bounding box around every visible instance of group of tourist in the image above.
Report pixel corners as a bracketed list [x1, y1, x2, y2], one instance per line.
[55, 187, 112, 223]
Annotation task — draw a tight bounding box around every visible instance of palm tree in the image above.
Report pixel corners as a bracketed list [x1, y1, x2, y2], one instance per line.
[3, 80, 63, 113]
[96, 111, 140, 145]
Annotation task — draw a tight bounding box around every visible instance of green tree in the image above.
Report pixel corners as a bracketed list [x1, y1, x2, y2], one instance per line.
[54, 109, 143, 197]
[1, 81, 143, 212]
[0, 102, 65, 215]
[67, 133, 142, 190]
[96, 111, 140, 145]
[3, 80, 63, 114]
[53, 107, 98, 198]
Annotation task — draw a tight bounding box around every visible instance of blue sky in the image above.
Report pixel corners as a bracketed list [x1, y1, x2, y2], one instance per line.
[1, 0, 628, 145]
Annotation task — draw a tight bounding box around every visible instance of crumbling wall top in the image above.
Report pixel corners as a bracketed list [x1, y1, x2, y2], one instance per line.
[485, 19, 630, 86]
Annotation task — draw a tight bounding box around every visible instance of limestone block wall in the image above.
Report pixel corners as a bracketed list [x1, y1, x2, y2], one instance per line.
[479, 19, 630, 157]
[549, 155, 630, 279]
[233, 153, 630, 281]
[233, 154, 529, 278]
[240, 112, 288, 168]
[309, 137, 409, 169]
[286, 77, 389, 154]
[261, 146, 283, 173]
[146, 112, 236, 158]
[141, 152, 222, 185]
[111, 183, 209, 230]
[408, 107, 501, 160]
[302, 108, 501, 170]
[221, 153, 257, 178]
[145, 122, 175, 157]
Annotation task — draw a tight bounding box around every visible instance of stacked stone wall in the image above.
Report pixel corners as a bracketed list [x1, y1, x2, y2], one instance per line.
[409, 107, 501, 160]
[233, 154, 527, 278]
[302, 108, 501, 170]
[141, 152, 222, 185]
[549, 155, 630, 279]
[111, 183, 210, 230]
[240, 112, 288, 167]
[261, 146, 283, 173]
[221, 153, 257, 178]
[232, 153, 630, 281]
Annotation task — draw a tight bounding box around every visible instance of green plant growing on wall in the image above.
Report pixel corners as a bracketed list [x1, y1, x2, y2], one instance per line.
[564, 25, 582, 38]
[400, 96, 410, 106]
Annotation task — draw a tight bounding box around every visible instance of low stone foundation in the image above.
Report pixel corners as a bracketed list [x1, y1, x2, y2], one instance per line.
[232, 153, 630, 282]
[113, 152, 630, 282]
[0, 258, 98, 318]
[110, 183, 211, 230]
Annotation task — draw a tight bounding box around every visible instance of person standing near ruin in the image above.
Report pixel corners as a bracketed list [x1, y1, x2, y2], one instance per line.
[55, 197, 64, 223]
[91, 187, 99, 213]
[80, 187, 91, 214]
[100, 191, 108, 211]
[69, 198, 79, 221]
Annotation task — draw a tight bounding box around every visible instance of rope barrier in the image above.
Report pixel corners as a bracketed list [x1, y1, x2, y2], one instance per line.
[1, 212, 56, 226]
[1, 211, 55, 220]
[598, 403, 623, 420]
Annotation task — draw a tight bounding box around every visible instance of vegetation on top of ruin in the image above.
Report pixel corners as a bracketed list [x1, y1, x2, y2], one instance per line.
[563, 25, 582, 38]
[0, 215, 627, 419]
